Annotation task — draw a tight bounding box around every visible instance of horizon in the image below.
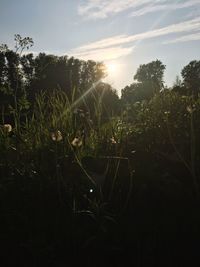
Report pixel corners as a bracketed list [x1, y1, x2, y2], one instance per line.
[0, 0, 200, 93]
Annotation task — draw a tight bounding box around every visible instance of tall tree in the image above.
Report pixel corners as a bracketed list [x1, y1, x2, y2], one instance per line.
[92, 82, 119, 119]
[28, 54, 106, 101]
[121, 81, 157, 105]
[134, 59, 166, 93]
[181, 60, 200, 97]
[121, 60, 166, 105]
[171, 75, 187, 95]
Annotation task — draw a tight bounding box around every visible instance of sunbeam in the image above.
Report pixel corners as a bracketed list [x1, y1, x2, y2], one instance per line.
[69, 80, 101, 111]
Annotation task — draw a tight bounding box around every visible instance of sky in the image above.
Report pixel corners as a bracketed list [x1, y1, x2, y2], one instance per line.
[0, 0, 200, 94]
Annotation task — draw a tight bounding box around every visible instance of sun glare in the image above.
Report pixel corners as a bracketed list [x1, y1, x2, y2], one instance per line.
[106, 62, 119, 76]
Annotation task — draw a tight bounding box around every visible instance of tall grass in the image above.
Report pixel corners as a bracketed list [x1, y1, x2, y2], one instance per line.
[1, 89, 200, 266]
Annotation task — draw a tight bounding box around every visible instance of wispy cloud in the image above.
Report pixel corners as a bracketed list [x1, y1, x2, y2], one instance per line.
[69, 46, 134, 61]
[164, 32, 200, 44]
[78, 0, 159, 19]
[131, 0, 200, 17]
[69, 17, 200, 61]
[78, 0, 200, 20]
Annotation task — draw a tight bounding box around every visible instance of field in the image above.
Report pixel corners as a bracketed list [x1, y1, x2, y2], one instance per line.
[1, 85, 200, 266]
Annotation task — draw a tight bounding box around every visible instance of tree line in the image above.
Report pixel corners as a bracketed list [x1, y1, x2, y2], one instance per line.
[0, 35, 119, 123]
[121, 59, 200, 105]
[0, 35, 200, 123]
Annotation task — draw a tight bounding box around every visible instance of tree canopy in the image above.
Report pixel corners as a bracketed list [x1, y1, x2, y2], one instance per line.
[134, 59, 166, 92]
[181, 60, 200, 97]
[121, 60, 166, 105]
[0, 35, 119, 123]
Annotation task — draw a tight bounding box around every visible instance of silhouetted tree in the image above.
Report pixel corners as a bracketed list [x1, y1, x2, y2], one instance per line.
[0, 35, 34, 124]
[92, 82, 119, 119]
[121, 82, 157, 105]
[171, 75, 188, 95]
[134, 59, 166, 93]
[121, 60, 166, 105]
[181, 60, 200, 97]
[27, 54, 106, 101]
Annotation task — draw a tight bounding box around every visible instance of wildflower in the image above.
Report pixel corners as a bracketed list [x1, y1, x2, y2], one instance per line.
[3, 124, 12, 133]
[71, 137, 82, 148]
[164, 111, 170, 115]
[51, 130, 63, 142]
[110, 136, 117, 144]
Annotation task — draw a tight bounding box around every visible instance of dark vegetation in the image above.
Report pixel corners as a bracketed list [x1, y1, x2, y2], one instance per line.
[1, 35, 200, 266]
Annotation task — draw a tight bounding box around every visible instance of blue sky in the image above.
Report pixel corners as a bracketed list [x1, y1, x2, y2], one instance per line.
[0, 0, 200, 93]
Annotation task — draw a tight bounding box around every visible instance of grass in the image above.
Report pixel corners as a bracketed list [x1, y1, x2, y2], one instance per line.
[1, 89, 200, 266]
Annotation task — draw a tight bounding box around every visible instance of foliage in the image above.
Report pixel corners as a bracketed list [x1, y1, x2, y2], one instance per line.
[181, 60, 200, 96]
[1, 36, 200, 266]
[134, 59, 166, 91]
[121, 59, 166, 105]
[121, 81, 158, 104]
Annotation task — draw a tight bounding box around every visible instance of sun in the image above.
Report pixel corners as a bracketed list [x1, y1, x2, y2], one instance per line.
[104, 61, 123, 87]
[106, 62, 119, 76]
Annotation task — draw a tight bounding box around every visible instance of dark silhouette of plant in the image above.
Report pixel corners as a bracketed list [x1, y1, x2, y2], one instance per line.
[181, 60, 200, 97]
[134, 59, 166, 92]
[121, 60, 166, 105]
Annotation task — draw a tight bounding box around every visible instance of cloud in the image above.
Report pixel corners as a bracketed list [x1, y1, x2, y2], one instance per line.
[68, 45, 134, 61]
[131, 0, 200, 17]
[69, 17, 200, 60]
[78, 0, 200, 20]
[78, 0, 159, 19]
[164, 32, 200, 44]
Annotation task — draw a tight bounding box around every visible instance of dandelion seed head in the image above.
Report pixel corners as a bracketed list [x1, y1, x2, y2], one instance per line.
[3, 124, 12, 133]
[71, 137, 82, 147]
[51, 130, 63, 141]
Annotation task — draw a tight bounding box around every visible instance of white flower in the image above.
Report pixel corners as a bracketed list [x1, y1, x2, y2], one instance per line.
[51, 130, 63, 142]
[71, 137, 82, 147]
[3, 124, 12, 133]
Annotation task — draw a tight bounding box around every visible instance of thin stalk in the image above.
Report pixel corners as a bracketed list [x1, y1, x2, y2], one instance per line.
[190, 110, 199, 198]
